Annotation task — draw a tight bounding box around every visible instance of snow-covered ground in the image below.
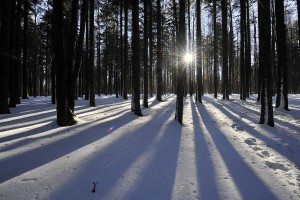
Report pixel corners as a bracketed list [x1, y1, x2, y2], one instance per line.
[0, 94, 299, 200]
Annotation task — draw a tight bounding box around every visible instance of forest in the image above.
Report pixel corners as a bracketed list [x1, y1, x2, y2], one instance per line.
[0, 0, 300, 126]
[1, 1, 300, 199]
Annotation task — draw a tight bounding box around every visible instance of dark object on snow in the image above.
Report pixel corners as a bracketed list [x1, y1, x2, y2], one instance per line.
[92, 181, 98, 193]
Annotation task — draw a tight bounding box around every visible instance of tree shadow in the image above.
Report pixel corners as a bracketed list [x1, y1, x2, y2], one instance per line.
[207, 99, 300, 169]
[0, 110, 137, 184]
[49, 96, 180, 200]
[190, 97, 221, 199]
[195, 99, 277, 200]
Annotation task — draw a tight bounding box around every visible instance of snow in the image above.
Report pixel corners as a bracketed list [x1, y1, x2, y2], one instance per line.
[0, 94, 300, 200]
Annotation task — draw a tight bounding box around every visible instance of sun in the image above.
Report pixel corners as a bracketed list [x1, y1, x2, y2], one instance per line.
[184, 53, 193, 63]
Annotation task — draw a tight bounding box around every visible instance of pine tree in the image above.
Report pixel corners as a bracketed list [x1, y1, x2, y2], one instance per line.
[0, 0, 12, 114]
[175, 0, 186, 124]
[131, 0, 143, 116]
[258, 0, 274, 127]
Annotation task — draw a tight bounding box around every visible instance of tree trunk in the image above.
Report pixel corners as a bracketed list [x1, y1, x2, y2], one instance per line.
[123, 0, 128, 99]
[131, 0, 143, 116]
[175, 0, 186, 125]
[9, 0, 17, 108]
[240, 0, 246, 100]
[213, 0, 218, 98]
[0, 0, 12, 114]
[275, 0, 289, 111]
[156, 0, 163, 101]
[143, 0, 149, 108]
[22, 0, 29, 99]
[222, 0, 229, 100]
[258, 0, 274, 127]
[196, 0, 202, 103]
[89, 0, 95, 107]
[149, 1, 154, 97]
[53, 0, 76, 126]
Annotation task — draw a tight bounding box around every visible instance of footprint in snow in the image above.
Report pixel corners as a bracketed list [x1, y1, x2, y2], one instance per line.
[265, 161, 290, 172]
[245, 138, 257, 145]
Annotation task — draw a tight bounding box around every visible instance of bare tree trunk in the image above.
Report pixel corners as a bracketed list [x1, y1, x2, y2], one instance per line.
[0, 0, 12, 114]
[156, 0, 163, 101]
[275, 0, 289, 111]
[258, 0, 274, 127]
[175, 0, 186, 125]
[143, 0, 149, 108]
[213, 0, 218, 98]
[222, 0, 229, 100]
[196, 0, 202, 103]
[131, 0, 142, 116]
[89, 0, 95, 106]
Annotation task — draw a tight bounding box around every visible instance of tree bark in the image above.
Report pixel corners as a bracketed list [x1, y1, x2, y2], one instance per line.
[89, 0, 95, 107]
[131, 0, 143, 116]
[196, 0, 202, 103]
[213, 0, 218, 98]
[175, 0, 186, 125]
[258, 0, 274, 127]
[22, 0, 29, 99]
[275, 0, 289, 111]
[156, 0, 163, 101]
[222, 0, 229, 100]
[143, 0, 149, 108]
[123, 0, 128, 99]
[53, 0, 76, 126]
[0, 0, 12, 114]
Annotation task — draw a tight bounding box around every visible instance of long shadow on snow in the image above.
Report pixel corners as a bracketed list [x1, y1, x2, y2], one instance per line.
[190, 97, 221, 199]
[0, 110, 137, 184]
[208, 101, 300, 169]
[51, 96, 179, 200]
[196, 101, 277, 200]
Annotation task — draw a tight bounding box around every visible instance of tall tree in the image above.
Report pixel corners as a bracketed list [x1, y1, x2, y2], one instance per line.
[53, 0, 76, 126]
[123, 0, 128, 99]
[213, 0, 218, 98]
[66, 0, 79, 112]
[0, 0, 12, 114]
[22, 0, 29, 99]
[297, 0, 300, 43]
[275, 0, 289, 110]
[222, 0, 229, 100]
[196, 0, 202, 103]
[143, 0, 149, 108]
[156, 0, 163, 101]
[131, 0, 143, 116]
[9, 0, 17, 108]
[240, 0, 246, 100]
[258, 0, 274, 127]
[149, 1, 154, 97]
[89, 0, 95, 106]
[175, 0, 186, 124]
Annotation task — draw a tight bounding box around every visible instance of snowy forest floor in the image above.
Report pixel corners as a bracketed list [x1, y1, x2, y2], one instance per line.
[0, 94, 300, 200]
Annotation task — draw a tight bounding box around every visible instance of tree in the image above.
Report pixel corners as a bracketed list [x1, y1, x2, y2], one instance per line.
[240, 0, 246, 100]
[123, 0, 128, 99]
[89, 0, 96, 107]
[131, 0, 143, 116]
[258, 0, 274, 127]
[222, 0, 229, 100]
[196, 0, 202, 103]
[22, 0, 29, 99]
[275, 0, 289, 111]
[213, 0, 218, 98]
[0, 0, 12, 114]
[53, 0, 76, 126]
[175, 0, 186, 125]
[143, 0, 149, 108]
[156, 0, 163, 101]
